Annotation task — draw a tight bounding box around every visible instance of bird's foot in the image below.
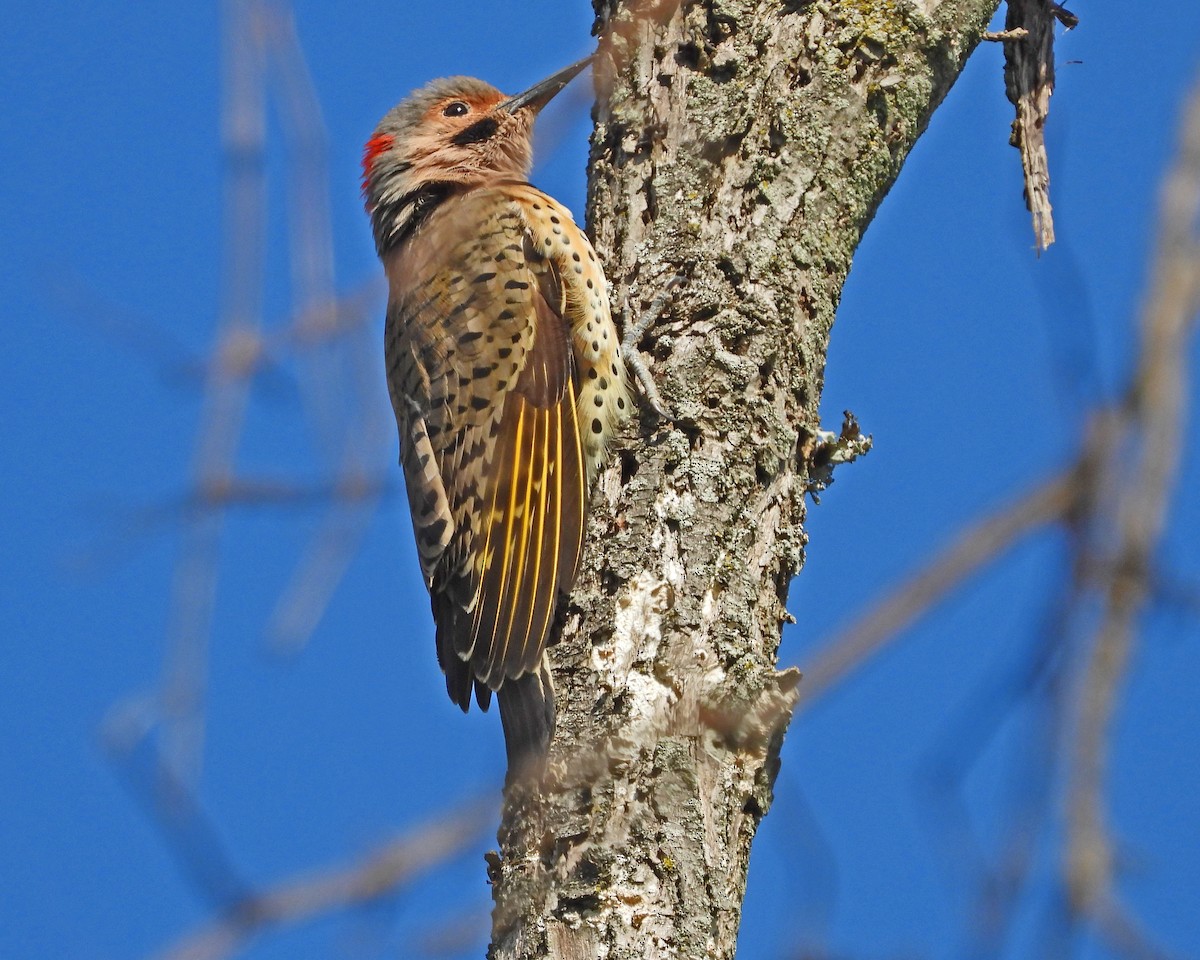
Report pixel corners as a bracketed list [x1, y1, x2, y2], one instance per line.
[621, 275, 684, 421]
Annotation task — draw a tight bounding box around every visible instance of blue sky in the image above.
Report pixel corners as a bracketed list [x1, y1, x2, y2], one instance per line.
[2, 3, 1198, 959]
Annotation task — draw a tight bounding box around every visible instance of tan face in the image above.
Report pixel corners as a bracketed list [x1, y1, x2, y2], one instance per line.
[364, 59, 590, 217]
[364, 90, 536, 203]
[418, 91, 508, 144]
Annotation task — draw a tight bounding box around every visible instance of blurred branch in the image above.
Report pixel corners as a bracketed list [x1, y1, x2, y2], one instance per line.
[191, 280, 383, 385]
[797, 471, 1076, 706]
[108, 0, 393, 800]
[795, 64, 1200, 960]
[414, 907, 491, 958]
[98, 0, 1192, 956]
[153, 0, 271, 798]
[259, 1, 393, 655]
[1061, 70, 1200, 956]
[103, 704, 248, 908]
[266, 492, 382, 652]
[261, 1, 344, 464]
[151, 800, 494, 960]
[52, 268, 203, 382]
[74, 473, 395, 581]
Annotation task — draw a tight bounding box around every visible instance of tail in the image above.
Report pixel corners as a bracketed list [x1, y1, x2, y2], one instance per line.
[497, 659, 556, 781]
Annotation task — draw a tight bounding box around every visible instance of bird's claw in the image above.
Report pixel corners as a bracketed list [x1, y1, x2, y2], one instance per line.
[621, 275, 685, 421]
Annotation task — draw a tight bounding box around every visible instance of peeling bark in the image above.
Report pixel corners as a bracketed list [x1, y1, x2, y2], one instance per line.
[488, 1, 1001, 956]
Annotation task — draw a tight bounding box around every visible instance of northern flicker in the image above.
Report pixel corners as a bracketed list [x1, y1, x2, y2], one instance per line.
[362, 58, 629, 771]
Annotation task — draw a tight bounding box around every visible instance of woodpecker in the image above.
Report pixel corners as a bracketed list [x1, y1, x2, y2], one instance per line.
[362, 58, 629, 772]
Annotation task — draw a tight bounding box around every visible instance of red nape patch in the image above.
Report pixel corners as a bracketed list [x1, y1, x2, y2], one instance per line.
[361, 134, 395, 198]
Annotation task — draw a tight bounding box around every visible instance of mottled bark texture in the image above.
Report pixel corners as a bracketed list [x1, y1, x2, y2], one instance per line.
[489, 2, 1000, 957]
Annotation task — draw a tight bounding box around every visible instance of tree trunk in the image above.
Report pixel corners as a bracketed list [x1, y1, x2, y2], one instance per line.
[489, 1, 1001, 956]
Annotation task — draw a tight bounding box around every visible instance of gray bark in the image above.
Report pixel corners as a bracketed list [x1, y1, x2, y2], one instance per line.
[489, 1, 1001, 957]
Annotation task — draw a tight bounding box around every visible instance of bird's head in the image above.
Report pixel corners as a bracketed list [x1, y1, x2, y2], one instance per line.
[363, 57, 591, 253]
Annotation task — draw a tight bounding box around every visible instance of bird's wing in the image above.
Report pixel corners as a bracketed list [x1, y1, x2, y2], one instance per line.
[384, 187, 586, 707]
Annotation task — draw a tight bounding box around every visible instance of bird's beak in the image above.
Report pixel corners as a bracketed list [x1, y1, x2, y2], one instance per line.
[497, 56, 593, 116]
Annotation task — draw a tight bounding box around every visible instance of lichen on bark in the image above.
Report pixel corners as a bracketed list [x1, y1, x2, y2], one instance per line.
[488, 2, 1001, 957]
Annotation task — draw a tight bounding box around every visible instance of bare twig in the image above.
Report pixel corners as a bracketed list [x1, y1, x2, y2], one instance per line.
[983, 27, 1029, 41]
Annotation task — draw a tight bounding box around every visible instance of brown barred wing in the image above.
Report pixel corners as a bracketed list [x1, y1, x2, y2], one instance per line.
[383, 187, 585, 715]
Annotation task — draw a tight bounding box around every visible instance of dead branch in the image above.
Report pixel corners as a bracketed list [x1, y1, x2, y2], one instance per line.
[1000, 0, 1077, 254]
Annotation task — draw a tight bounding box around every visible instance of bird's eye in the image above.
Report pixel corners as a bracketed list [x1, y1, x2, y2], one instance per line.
[443, 101, 469, 117]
